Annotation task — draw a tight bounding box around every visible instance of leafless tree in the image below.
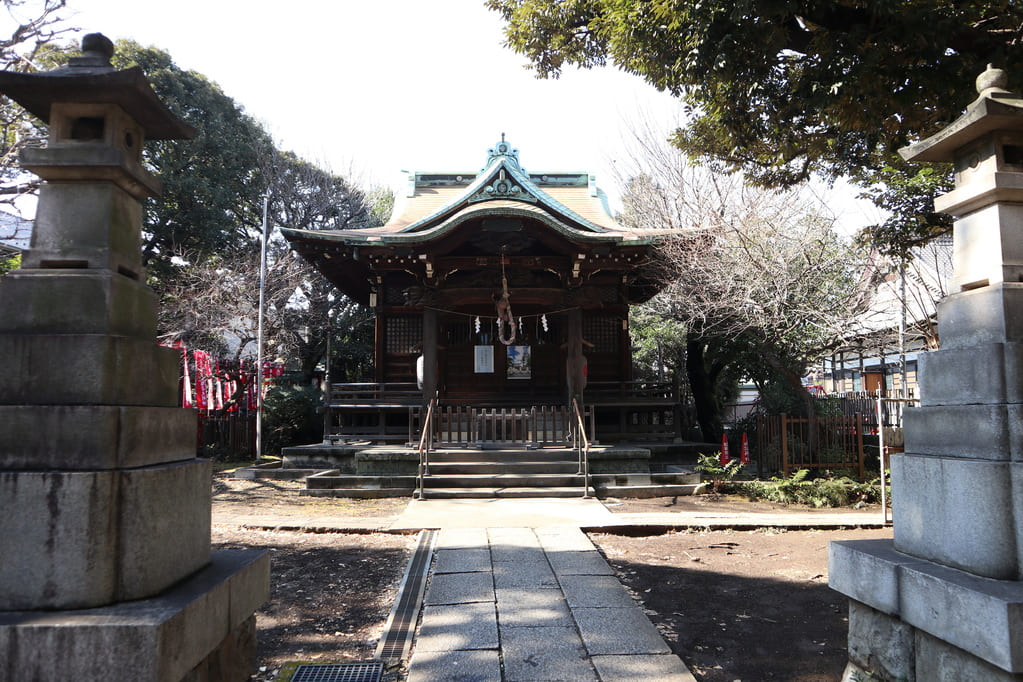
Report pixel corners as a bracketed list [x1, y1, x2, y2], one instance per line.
[155, 149, 385, 384]
[156, 243, 308, 363]
[618, 124, 882, 429]
[0, 0, 72, 208]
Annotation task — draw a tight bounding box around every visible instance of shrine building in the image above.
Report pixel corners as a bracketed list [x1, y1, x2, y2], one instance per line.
[282, 137, 680, 445]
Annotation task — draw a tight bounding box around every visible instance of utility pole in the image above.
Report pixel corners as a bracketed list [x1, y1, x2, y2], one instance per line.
[255, 193, 269, 459]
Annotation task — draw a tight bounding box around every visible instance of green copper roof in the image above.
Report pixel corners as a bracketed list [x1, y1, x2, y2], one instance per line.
[399, 136, 608, 234]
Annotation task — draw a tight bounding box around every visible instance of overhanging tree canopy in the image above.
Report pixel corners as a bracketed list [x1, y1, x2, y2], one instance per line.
[487, 0, 1023, 254]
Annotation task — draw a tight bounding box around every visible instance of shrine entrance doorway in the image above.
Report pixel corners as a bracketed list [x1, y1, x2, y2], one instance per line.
[438, 311, 565, 406]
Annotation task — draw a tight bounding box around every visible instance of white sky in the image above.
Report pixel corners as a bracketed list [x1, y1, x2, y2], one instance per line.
[59, 1, 679, 205]
[12, 0, 881, 229]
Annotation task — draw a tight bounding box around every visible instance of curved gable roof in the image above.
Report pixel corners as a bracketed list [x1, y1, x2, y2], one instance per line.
[282, 137, 672, 248]
[398, 139, 608, 235]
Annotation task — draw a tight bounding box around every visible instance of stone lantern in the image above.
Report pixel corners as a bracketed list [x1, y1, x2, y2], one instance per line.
[830, 65, 1023, 681]
[0, 34, 268, 681]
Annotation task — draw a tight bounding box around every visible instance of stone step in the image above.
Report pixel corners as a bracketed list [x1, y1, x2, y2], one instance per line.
[305, 474, 416, 490]
[426, 448, 579, 463]
[593, 472, 702, 486]
[414, 486, 595, 499]
[426, 461, 580, 475]
[597, 483, 706, 498]
[423, 473, 585, 488]
[301, 487, 413, 499]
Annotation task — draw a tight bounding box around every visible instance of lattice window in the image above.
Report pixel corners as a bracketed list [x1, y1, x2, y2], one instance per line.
[597, 285, 620, 304]
[383, 286, 405, 305]
[445, 319, 474, 346]
[385, 316, 422, 354]
[583, 316, 619, 354]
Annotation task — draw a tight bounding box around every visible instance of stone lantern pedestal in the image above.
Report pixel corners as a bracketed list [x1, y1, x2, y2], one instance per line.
[830, 67, 1023, 681]
[0, 35, 268, 681]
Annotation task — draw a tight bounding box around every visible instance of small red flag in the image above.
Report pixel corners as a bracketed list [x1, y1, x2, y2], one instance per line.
[740, 432, 751, 465]
[720, 434, 731, 465]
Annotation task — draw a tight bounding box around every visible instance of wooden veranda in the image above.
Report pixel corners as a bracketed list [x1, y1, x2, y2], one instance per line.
[324, 380, 681, 447]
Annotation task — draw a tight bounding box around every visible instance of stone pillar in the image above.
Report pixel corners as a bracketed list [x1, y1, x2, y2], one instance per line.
[0, 35, 268, 681]
[830, 66, 1023, 681]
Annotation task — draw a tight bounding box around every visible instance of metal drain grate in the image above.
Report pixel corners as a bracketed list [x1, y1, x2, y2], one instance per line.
[290, 662, 383, 682]
[375, 528, 437, 660]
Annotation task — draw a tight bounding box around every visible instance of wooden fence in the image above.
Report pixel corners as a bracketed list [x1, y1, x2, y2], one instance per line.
[197, 412, 256, 459]
[752, 412, 866, 478]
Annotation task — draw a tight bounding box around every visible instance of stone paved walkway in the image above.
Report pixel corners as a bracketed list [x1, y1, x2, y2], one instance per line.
[213, 493, 885, 680]
[406, 526, 695, 682]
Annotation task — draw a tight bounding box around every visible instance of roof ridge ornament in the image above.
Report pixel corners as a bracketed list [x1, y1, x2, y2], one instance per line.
[486, 134, 520, 170]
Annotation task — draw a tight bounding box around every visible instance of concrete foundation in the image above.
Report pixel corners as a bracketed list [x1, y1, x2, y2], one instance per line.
[0, 550, 269, 682]
[831, 540, 1023, 678]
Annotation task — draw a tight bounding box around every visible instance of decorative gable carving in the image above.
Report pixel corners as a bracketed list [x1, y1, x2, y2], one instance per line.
[468, 168, 537, 204]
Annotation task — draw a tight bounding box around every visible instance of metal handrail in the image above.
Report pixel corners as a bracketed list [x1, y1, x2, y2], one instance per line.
[416, 393, 438, 501]
[571, 398, 591, 499]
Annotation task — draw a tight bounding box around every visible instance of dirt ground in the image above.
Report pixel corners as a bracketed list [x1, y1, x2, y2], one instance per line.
[212, 473, 890, 681]
[591, 527, 890, 681]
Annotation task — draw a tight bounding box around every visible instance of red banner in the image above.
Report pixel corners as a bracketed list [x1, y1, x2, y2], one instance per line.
[168, 341, 193, 408]
[261, 360, 284, 398]
[720, 433, 731, 465]
[193, 350, 212, 411]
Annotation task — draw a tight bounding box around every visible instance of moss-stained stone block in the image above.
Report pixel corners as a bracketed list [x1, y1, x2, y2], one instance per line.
[588, 446, 651, 474]
[0, 469, 119, 609]
[0, 459, 211, 610]
[0, 550, 269, 682]
[0, 405, 195, 470]
[356, 448, 419, 475]
[0, 334, 179, 406]
[847, 600, 916, 681]
[0, 269, 157, 337]
[22, 180, 144, 275]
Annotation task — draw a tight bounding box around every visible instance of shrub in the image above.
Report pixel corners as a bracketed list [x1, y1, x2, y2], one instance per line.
[694, 452, 746, 481]
[263, 383, 322, 456]
[731, 469, 886, 508]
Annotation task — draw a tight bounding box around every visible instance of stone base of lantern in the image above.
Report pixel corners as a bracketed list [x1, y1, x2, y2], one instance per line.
[0, 549, 269, 682]
[830, 539, 1023, 681]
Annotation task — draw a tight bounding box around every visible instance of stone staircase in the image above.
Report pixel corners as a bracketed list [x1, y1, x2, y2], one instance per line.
[297, 445, 703, 499]
[416, 447, 591, 499]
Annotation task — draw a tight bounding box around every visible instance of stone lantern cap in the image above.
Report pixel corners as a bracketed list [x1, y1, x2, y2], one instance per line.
[0, 33, 194, 140]
[900, 65, 1023, 163]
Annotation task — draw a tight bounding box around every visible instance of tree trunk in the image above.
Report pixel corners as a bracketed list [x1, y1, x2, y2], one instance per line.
[686, 339, 724, 443]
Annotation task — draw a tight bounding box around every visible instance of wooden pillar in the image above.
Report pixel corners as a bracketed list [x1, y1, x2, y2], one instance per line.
[566, 308, 584, 405]
[373, 312, 385, 382]
[422, 308, 438, 402]
[619, 316, 632, 381]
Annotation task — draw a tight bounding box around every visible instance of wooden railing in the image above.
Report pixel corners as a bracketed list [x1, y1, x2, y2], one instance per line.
[329, 382, 421, 405]
[586, 381, 675, 402]
[325, 383, 421, 444]
[409, 403, 594, 449]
